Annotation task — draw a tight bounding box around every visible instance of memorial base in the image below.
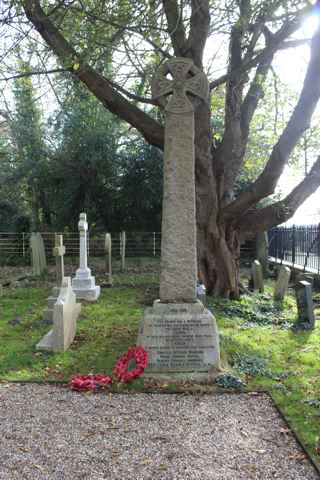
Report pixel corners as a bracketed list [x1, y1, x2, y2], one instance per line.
[137, 300, 220, 379]
[72, 267, 100, 301]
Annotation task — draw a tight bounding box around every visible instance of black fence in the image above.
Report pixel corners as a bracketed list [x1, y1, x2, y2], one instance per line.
[268, 225, 320, 273]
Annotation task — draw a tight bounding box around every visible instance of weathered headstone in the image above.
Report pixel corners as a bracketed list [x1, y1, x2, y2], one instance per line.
[104, 233, 113, 286]
[274, 265, 291, 302]
[138, 58, 220, 378]
[30, 232, 47, 276]
[43, 234, 66, 323]
[72, 213, 100, 301]
[294, 280, 315, 330]
[251, 260, 264, 293]
[37, 277, 81, 352]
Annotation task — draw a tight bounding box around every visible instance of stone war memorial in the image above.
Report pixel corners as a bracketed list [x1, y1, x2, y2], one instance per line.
[138, 58, 220, 379]
[72, 212, 100, 301]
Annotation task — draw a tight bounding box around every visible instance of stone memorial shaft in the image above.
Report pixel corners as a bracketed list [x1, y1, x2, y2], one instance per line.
[152, 58, 209, 302]
[138, 58, 220, 377]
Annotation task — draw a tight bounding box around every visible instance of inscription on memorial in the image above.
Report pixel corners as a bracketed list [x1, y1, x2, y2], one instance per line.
[139, 307, 219, 372]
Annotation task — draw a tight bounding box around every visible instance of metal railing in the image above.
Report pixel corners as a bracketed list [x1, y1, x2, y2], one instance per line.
[0, 231, 161, 261]
[268, 225, 320, 274]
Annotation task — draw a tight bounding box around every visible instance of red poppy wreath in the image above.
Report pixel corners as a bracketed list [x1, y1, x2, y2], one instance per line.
[113, 346, 148, 383]
[70, 374, 113, 392]
[69, 346, 148, 391]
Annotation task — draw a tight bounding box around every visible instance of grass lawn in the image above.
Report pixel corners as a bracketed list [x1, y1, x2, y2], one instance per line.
[0, 271, 320, 464]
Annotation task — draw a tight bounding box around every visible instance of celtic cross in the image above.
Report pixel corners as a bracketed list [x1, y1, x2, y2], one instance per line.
[151, 58, 210, 303]
[152, 58, 209, 114]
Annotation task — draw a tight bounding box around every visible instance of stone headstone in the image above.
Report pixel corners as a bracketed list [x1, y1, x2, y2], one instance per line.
[43, 234, 66, 324]
[72, 213, 100, 301]
[138, 58, 220, 378]
[37, 277, 81, 352]
[251, 260, 264, 293]
[104, 233, 113, 286]
[274, 265, 291, 302]
[294, 280, 315, 330]
[30, 232, 47, 276]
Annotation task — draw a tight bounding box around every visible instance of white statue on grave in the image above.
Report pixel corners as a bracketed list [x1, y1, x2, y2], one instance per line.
[72, 213, 100, 301]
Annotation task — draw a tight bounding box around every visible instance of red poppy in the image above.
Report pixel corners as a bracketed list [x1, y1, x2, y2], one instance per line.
[113, 346, 148, 383]
[70, 374, 112, 392]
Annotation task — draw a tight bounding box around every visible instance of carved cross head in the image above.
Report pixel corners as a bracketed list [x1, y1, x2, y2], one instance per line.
[152, 58, 209, 114]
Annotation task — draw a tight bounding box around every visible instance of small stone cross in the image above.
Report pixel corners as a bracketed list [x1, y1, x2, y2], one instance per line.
[53, 234, 65, 286]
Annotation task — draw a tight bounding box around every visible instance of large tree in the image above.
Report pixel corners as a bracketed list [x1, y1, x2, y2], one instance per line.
[4, 0, 320, 296]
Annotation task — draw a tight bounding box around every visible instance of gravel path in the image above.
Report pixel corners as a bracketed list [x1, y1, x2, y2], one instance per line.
[0, 384, 318, 480]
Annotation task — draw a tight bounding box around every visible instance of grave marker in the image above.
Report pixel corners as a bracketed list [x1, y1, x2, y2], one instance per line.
[105, 233, 113, 286]
[294, 280, 315, 330]
[138, 58, 220, 377]
[274, 265, 291, 302]
[30, 232, 47, 276]
[72, 213, 100, 301]
[43, 234, 66, 323]
[53, 234, 65, 285]
[37, 277, 81, 352]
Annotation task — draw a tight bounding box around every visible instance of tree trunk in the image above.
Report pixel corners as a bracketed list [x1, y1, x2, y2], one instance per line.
[194, 103, 240, 298]
[197, 212, 240, 298]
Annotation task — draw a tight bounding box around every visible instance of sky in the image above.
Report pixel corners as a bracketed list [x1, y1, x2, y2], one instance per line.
[275, 14, 320, 226]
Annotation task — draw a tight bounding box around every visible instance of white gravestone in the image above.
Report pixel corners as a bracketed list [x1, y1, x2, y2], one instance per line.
[37, 277, 81, 352]
[138, 58, 220, 378]
[105, 233, 113, 286]
[274, 265, 291, 302]
[43, 234, 65, 323]
[72, 213, 100, 301]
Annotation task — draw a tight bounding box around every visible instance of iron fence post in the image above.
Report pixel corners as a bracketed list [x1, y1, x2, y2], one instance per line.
[292, 225, 296, 266]
[22, 232, 25, 257]
[318, 223, 320, 275]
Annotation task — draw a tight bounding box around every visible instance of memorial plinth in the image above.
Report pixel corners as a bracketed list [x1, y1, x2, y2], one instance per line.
[137, 58, 220, 378]
[138, 301, 220, 373]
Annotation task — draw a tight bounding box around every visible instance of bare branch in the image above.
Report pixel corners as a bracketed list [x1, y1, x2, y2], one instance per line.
[238, 155, 320, 233]
[224, 18, 320, 221]
[22, 0, 164, 149]
[186, 0, 210, 67]
[0, 68, 68, 82]
[162, 0, 187, 56]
